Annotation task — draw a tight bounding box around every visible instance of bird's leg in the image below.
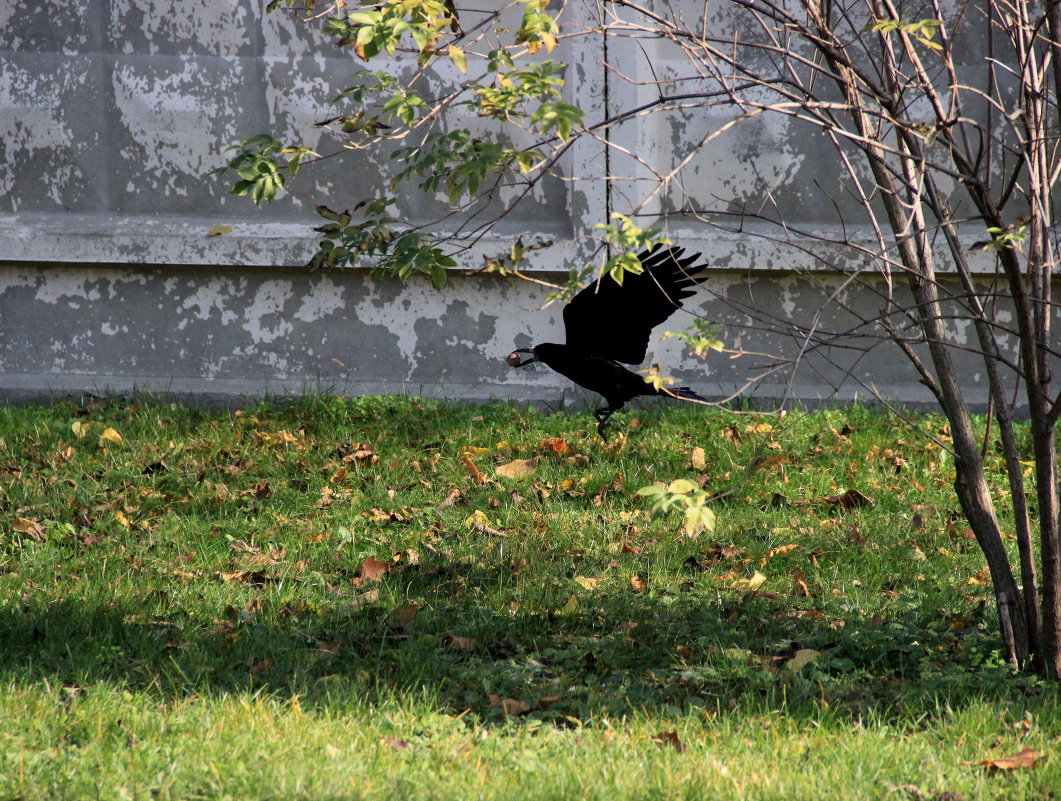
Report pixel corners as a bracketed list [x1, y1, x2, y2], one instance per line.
[593, 407, 616, 442]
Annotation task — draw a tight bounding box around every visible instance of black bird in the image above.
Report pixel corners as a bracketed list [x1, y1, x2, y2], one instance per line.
[506, 244, 711, 439]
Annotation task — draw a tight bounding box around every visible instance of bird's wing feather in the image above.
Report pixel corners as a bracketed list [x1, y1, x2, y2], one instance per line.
[562, 245, 707, 364]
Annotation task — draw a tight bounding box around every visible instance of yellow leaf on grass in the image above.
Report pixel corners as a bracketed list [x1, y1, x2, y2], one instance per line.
[496, 458, 538, 479]
[460, 446, 490, 459]
[559, 594, 579, 614]
[99, 427, 123, 446]
[115, 511, 131, 528]
[574, 576, 601, 590]
[71, 421, 87, 438]
[465, 510, 491, 529]
[784, 648, 822, 672]
[690, 446, 707, 470]
[732, 571, 768, 592]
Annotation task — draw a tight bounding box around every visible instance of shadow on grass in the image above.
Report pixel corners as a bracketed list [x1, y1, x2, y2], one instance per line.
[0, 394, 1054, 726]
[0, 574, 1048, 726]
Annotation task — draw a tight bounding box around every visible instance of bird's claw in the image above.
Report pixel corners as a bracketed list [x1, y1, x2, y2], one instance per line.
[594, 409, 614, 442]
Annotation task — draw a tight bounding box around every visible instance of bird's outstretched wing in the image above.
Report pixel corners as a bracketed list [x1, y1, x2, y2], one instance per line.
[563, 245, 707, 364]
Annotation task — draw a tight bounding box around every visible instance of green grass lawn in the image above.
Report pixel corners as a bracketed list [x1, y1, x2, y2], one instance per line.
[0, 395, 1057, 800]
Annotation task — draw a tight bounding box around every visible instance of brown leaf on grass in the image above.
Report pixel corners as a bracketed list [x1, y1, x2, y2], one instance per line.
[217, 569, 270, 586]
[336, 442, 378, 464]
[980, 748, 1044, 771]
[703, 543, 744, 565]
[257, 429, 302, 447]
[540, 437, 570, 455]
[450, 635, 479, 652]
[760, 543, 797, 567]
[652, 731, 686, 752]
[353, 555, 392, 585]
[630, 575, 647, 593]
[461, 454, 489, 485]
[537, 695, 563, 710]
[437, 487, 461, 508]
[243, 549, 286, 568]
[488, 694, 531, 717]
[229, 539, 260, 554]
[240, 479, 271, 499]
[496, 458, 538, 479]
[347, 588, 381, 611]
[13, 517, 47, 542]
[392, 603, 420, 627]
[824, 489, 874, 509]
[722, 423, 742, 445]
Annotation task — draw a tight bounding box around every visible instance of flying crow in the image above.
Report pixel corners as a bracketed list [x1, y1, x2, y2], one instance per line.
[507, 245, 711, 439]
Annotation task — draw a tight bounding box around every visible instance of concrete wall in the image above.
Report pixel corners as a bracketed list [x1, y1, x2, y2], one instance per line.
[0, 1, 1031, 411]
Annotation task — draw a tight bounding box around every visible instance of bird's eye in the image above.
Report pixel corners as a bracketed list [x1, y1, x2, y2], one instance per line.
[505, 352, 523, 367]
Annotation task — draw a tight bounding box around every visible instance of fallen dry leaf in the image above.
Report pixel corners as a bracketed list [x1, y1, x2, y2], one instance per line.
[731, 571, 768, 592]
[690, 446, 707, 470]
[347, 588, 381, 611]
[461, 454, 489, 484]
[652, 731, 686, 752]
[496, 458, 538, 479]
[340, 443, 379, 464]
[98, 427, 123, 446]
[540, 437, 570, 455]
[353, 555, 392, 585]
[824, 488, 874, 509]
[784, 648, 822, 672]
[392, 602, 420, 628]
[449, 635, 479, 652]
[980, 748, 1044, 772]
[630, 575, 647, 593]
[760, 543, 797, 567]
[488, 694, 531, 717]
[437, 487, 461, 508]
[13, 517, 47, 541]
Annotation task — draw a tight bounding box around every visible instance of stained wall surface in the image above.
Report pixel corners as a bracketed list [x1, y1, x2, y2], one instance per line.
[0, 1, 1024, 412]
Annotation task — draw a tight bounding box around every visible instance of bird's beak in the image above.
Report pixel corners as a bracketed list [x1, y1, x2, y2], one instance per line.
[506, 349, 538, 368]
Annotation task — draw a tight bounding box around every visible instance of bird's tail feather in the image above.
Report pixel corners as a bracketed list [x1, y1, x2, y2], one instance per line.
[659, 386, 713, 406]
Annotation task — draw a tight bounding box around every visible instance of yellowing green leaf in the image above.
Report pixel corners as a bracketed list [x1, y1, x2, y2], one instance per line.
[447, 44, 467, 73]
[666, 479, 698, 494]
[207, 224, 233, 237]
